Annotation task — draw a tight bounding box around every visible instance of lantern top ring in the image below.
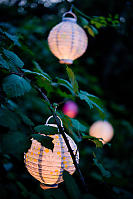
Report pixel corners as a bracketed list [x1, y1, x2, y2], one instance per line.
[45, 115, 63, 127]
[62, 11, 77, 23]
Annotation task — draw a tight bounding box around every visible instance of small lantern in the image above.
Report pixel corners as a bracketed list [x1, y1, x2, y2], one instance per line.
[48, 11, 88, 64]
[24, 116, 79, 190]
[89, 120, 114, 144]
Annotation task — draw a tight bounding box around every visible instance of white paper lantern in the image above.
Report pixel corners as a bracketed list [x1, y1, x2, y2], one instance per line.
[89, 120, 114, 144]
[24, 116, 79, 190]
[48, 11, 88, 64]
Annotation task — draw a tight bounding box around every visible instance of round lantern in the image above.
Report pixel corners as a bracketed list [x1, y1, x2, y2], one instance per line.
[24, 116, 79, 190]
[89, 120, 114, 144]
[62, 100, 78, 118]
[48, 11, 88, 64]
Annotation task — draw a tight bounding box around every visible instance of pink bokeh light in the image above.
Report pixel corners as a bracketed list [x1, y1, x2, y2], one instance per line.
[62, 101, 78, 118]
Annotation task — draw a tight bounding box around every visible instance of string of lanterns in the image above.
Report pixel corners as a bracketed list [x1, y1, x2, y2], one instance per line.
[24, 10, 114, 191]
[24, 116, 79, 190]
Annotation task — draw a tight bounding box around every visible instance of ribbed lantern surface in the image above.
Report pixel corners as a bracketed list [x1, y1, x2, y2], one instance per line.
[48, 12, 88, 64]
[24, 124, 79, 189]
[89, 121, 114, 144]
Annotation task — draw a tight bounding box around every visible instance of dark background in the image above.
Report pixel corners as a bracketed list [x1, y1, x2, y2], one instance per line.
[0, 0, 133, 199]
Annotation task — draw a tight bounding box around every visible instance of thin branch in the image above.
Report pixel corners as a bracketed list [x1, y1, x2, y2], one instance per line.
[36, 87, 88, 193]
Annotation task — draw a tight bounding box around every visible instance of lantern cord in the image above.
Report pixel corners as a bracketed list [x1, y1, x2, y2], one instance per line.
[69, 4, 74, 12]
[36, 87, 88, 193]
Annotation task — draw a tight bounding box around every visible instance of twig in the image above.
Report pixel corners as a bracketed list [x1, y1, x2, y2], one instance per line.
[36, 87, 88, 193]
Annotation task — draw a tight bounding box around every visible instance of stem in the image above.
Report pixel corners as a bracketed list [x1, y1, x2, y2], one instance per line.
[36, 87, 88, 193]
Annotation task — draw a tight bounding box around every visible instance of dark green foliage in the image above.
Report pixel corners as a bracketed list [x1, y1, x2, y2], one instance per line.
[32, 134, 54, 151]
[3, 49, 24, 68]
[0, 54, 9, 69]
[4, 32, 21, 47]
[63, 170, 81, 199]
[34, 125, 58, 135]
[66, 66, 79, 94]
[1, 131, 27, 159]
[3, 74, 31, 97]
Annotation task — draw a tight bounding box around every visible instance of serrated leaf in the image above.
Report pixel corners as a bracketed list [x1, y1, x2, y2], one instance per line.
[78, 92, 93, 109]
[3, 74, 31, 97]
[66, 66, 79, 94]
[32, 134, 54, 151]
[63, 170, 81, 199]
[79, 90, 104, 114]
[3, 49, 24, 68]
[4, 32, 21, 47]
[56, 77, 74, 94]
[0, 54, 9, 69]
[34, 125, 58, 135]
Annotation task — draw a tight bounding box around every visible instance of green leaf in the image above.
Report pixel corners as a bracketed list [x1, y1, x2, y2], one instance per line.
[32, 61, 52, 80]
[79, 90, 104, 114]
[34, 125, 58, 135]
[84, 25, 98, 37]
[0, 54, 9, 69]
[32, 134, 54, 151]
[80, 16, 89, 26]
[66, 66, 79, 94]
[22, 69, 51, 82]
[78, 92, 93, 109]
[63, 170, 81, 199]
[4, 32, 21, 47]
[17, 111, 34, 126]
[56, 77, 74, 94]
[3, 49, 24, 68]
[71, 118, 88, 132]
[82, 135, 103, 148]
[24, 138, 32, 153]
[3, 74, 31, 97]
[93, 157, 111, 178]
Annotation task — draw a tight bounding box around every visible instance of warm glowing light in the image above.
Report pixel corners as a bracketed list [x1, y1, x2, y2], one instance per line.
[24, 122, 79, 190]
[48, 11, 88, 64]
[89, 120, 114, 144]
[62, 101, 78, 118]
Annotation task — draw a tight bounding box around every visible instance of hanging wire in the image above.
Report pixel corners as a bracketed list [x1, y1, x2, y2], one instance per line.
[69, 4, 74, 12]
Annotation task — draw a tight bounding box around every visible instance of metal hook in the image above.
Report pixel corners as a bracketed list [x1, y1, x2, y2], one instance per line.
[45, 116, 63, 127]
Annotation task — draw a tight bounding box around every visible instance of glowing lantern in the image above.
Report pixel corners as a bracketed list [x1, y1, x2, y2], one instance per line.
[48, 11, 88, 64]
[62, 100, 78, 118]
[89, 120, 114, 144]
[24, 116, 79, 190]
